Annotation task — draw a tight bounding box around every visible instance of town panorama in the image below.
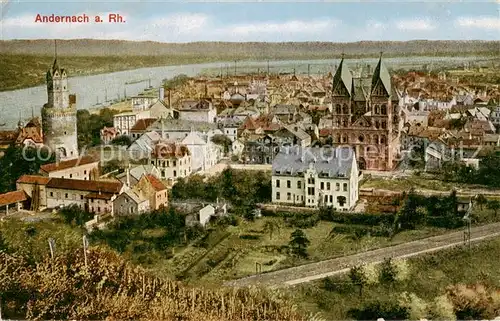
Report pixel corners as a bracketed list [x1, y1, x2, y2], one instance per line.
[0, 1, 499, 320]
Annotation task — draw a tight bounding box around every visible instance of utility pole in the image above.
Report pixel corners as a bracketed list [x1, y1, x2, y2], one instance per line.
[234, 60, 237, 76]
[83, 235, 89, 268]
[463, 196, 474, 251]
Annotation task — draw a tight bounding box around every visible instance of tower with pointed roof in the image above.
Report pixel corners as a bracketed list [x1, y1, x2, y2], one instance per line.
[329, 53, 401, 171]
[41, 42, 78, 160]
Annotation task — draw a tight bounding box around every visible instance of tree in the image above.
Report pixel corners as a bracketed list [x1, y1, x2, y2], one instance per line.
[263, 220, 280, 240]
[349, 265, 368, 297]
[476, 194, 487, 210]
[288, 229, 310, 258]
[59, 204, 94, 228]
[379, 257, 397, 286]
[487, 200, 500, 217]
[0, 145, 55, 193]
[110, 135, 132, 146]
[210, 134, 232, 154]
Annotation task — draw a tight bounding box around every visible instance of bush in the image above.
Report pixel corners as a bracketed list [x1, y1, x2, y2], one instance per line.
[398, 292, 428, 320]
[238, 234, 261, 240]
[348, 300, 408, 320]
[428, 294, 456, 321]
[286, 212, 320, 229]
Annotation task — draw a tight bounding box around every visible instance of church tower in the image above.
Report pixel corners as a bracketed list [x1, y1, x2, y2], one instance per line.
[42, 43, 78, 160]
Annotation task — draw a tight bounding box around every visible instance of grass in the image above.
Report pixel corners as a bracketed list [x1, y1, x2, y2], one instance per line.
[290, 236, 500, 320]
[170, 217, 449, 285]
[362, 174, 500, 194]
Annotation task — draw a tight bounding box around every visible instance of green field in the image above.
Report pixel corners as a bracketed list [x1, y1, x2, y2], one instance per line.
[291, 237, 500, 320]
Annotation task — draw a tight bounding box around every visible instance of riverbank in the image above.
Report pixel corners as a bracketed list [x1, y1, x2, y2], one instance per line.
[2, 50, 498, 92]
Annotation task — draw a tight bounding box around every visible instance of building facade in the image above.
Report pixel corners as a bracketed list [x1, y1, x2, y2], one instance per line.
[271, 146, 359, 209]
[328, 55, 402, 171]
[39, 156, 99, 180]
[150, 141, 192, 185]
[41, 58, 78, 160]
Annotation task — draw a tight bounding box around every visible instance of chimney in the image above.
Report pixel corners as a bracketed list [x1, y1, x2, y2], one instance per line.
[161, 117, 165, 139]
[126, 165, 131, 188]
[159, 87, 165, 101]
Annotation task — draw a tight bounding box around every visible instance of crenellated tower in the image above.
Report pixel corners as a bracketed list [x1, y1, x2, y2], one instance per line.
[41, 47, 78, 160]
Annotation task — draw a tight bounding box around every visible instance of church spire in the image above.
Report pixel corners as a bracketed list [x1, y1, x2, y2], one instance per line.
[371, 51, 391, 96]
[51, 39, 60, 73]
[332, 53, 352, 96]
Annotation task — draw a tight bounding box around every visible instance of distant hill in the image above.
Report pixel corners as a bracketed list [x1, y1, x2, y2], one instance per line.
[1, 39, 499, 58]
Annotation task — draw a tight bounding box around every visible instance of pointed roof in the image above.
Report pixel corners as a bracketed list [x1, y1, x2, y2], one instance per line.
[371, 53, 391, 95]
[332, 56, 352, 96]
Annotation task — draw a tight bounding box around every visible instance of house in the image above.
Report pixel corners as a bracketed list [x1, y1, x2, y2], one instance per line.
[134, 174, 168, 210]
[275, 125, 312, 147]
[130, 118, 157, 141]
[150, 141, 191, 185]
[15, 118, 44, 148]
[127, 131, 162, 160]
[39, 155, 99, 180]
[132, 93, 157, 112]
[178, 99, 216, 123]
[113, 189, 149, 216]
[113, 110, 151, 136]
[16, 175, 51, 211]
[271, 146, 359, 209]
[149, 99, 175, 119]
[218, 117, 241, 142]
[181, 131, 222, 173]
[0, 191, 29, 215]
[116, 164, 161, 187]
[100, 127, 118, 145]
[45, 178, 123, 214]
[186, 204, 215, 227]
[147, 118, 218, 142]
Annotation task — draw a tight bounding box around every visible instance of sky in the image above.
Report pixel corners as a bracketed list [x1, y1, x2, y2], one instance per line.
[0, 1, 499, 42]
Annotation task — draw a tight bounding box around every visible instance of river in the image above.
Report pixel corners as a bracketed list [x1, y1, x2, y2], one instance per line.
[0, 56, 489, 129]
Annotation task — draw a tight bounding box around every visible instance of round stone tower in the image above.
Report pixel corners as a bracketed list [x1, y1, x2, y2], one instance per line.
[41, 58, 78, 160]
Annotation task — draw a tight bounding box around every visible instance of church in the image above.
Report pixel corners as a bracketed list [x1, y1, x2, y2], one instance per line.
[41, 55, 79, 160]
[329, 54, 402, 171]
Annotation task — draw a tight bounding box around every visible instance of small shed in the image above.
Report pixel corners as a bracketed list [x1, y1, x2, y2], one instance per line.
[0, 190, 29, 215]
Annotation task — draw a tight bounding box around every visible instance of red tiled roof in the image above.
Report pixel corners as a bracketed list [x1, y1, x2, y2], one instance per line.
[84, 192, 115, 200]
[40, 156, 97, 173]
[17, 175, 51, 185]
[152, 142, 190, 158]
[145, 174, 167, 192]
[0, 190, 28, 206]
[131, 118, 157, 132]
[46, 178, 122, 194]
[0, 130, 18, 144]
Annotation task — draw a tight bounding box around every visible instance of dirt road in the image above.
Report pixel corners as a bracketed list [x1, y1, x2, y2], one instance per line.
[225, 222, 500, 288]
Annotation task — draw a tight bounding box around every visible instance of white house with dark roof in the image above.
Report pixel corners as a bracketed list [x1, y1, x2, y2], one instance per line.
[271, 146, 358, 209]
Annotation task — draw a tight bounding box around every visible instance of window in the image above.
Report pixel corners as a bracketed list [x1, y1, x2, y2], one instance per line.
[276, 179, 280, 188]
[50, 192, 53, 197]
[307, 187, 315, 195]
[308, 177, 315, 184]
[287, 193, 291, 201]
[276, 192, 280, 200]
[173, 170, 177, 177]
[287, 180, 291, 188]
[173, 161, 177, 166]
[297, 181, 302, 189]
[343, 183, 348, 191]
[167, 161, 170, 167]
[324, 195, 328, 203]
[327, 182, 331, 190]
[65, 193, 68, 199]
[336, 183, 340, 191]
[80, 195, 83, 200]
[69, 174, 72, 178]
[151, 161, 155, 165]
[320, 182, 324, 189]
[329, 195, 333, 203]
[98, 207, 101, 212]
